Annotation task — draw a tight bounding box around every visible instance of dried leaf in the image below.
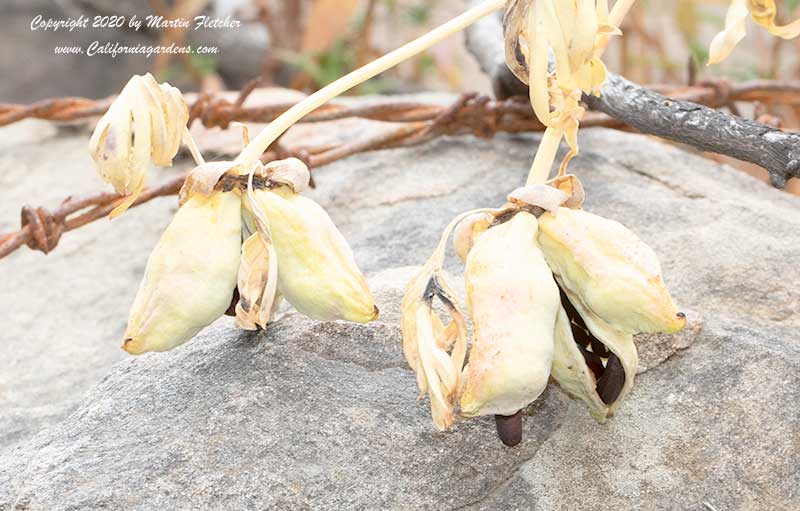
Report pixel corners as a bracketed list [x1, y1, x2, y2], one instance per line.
[89, 73, 188, 218]
[503, 0, 531, 84]
[235, 230, 278, 330]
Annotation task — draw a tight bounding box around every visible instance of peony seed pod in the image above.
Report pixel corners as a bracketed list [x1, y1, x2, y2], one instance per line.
[459, 211, 560, 418]
[122, 190, 242, 354]
[249, 186, 377, 323]
[537, 207, 686, 335]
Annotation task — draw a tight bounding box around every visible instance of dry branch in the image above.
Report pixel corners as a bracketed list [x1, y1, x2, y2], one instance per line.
[463, 3, 800, 188]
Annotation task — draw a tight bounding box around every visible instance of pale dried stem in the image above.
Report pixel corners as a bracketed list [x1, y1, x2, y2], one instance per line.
[234, 0, 506, 171]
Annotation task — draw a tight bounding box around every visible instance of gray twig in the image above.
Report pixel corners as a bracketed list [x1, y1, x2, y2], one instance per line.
[463, 3, 800, 188]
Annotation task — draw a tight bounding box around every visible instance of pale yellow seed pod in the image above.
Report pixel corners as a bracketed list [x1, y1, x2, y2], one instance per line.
[250, 186, 377, 323]
[123, 191, 242, 354]
[537, 207, 685, 335]
[89, 73, 188, 218]
[459, 212, 560, 418]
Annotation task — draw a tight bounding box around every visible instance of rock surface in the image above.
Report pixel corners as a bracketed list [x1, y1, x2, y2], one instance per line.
[1, 104, 799, 510]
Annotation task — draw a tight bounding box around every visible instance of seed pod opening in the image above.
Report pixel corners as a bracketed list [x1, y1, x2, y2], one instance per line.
[537, 207, 685, 335]
[459, 211, 560, 418]
[123, 190, 242, 354]
[550, 284, 638, 421]
[235, 229, 279, 330]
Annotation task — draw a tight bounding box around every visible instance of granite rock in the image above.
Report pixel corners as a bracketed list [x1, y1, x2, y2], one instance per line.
[0, 107, 798, 510]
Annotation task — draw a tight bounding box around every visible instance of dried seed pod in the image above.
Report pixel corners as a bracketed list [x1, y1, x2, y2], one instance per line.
[402, 209, 493, 430]
[89, 73, 188, 218]
[507, 0, 622, 174]
[234, 229, 278, 330]
[537, 207, 685, 335]
[249, 186, 377, 323]
[502, 0, 531, 85]
[401, 270, 468, 431]
[123, 190, 242, 354]
[459, 211, 560, 418]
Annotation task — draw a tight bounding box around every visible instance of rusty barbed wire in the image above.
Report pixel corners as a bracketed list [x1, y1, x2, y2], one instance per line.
[3, 76, 800, 130]
[2, 77, 800, 260]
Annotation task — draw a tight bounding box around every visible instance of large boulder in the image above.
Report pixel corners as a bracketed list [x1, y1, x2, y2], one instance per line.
[0, 110, 798, 509]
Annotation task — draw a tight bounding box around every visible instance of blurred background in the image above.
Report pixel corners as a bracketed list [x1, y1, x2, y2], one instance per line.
[5, 0, 800, 101]
[2, 0, 799, 192]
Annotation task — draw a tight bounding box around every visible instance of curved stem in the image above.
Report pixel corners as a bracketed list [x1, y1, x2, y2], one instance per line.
[182, 127, 206, 166]
[234, 0, 506, 172]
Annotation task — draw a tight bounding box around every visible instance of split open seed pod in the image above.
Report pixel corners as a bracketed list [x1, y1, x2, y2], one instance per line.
[401, 268, 468, 431]
[402, 209, 496, 430]
[537, 207, 686, 335]
[234, 203, 279, 330]
[550, 286, 637, 421]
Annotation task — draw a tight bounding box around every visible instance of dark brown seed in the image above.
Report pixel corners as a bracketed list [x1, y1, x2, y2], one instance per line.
[578, 344, 605, 379]
[571, 323, 593, 347]
[224, 288, 240, 317]
[590, 338, 611, 358]
[596, 354, 626, 405]
[494, 411, 523, 447]
[558, 286, 588, 330]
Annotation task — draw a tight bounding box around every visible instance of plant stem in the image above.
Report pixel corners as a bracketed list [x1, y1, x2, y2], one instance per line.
[525, 0, 638, 185]
[526, 127, 563, 185]
[597, 0, 638, 52]
[234, 0, 506, 172]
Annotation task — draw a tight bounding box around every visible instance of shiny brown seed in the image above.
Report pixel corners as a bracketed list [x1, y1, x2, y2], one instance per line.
[558, 286, 589, 329]
[590, 338, 611, 358]
[571, 323, 593, 348]
[578, 344, 605, 379]
[596, 354, 626, 405]
[495, 411, 523, 447]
